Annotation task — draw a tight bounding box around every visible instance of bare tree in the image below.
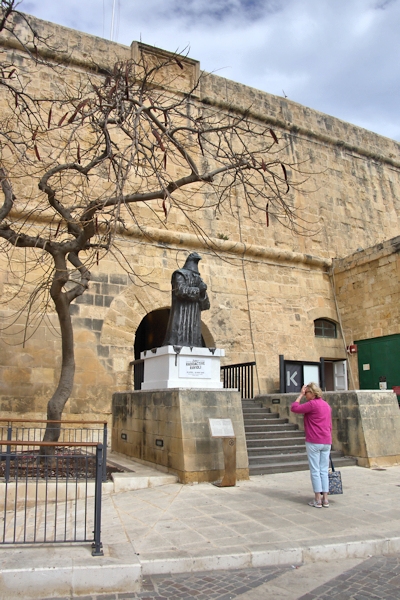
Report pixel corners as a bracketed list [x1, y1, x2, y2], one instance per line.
[0, 8, 309, 442]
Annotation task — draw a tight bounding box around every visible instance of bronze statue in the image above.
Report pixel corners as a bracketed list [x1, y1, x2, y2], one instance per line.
[163, 252, 210, 347]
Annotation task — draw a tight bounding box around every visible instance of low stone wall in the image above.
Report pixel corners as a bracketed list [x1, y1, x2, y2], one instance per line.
[112, 389, 249, 483]
[255, 390, 400, 468]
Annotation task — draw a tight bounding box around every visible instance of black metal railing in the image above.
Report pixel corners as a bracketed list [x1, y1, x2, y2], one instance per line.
[0, 419, 108, 482]
[0, 440, 103, 555]
[221, 361, 256, 399]
[130, 358, 144, 390]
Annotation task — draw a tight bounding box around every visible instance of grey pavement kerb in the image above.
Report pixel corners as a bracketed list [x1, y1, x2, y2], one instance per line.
[1, 463, 400, 598]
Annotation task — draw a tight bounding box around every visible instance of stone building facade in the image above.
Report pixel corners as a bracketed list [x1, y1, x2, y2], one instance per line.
[0, 14, 399, 425]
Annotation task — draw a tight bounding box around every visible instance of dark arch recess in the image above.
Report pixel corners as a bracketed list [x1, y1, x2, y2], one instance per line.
[134, 308, 208, 359]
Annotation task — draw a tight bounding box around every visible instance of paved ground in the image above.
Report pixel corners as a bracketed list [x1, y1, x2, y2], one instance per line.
[104, 463, 400, 576]
[2, 461, 400, 598]
[39, 555, 400, 599]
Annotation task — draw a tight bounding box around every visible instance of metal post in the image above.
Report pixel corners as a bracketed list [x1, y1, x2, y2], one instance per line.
[279, 355, 285, 393]
[102, 423, 107, 483]
[5, 426, 12, 482]
[320, 358, 326, 391]
[92, 444, 104, 556]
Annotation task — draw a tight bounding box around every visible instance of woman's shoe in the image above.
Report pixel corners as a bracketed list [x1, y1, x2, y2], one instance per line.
[322, 501, 329, 507]
[308, 500, 322, 508]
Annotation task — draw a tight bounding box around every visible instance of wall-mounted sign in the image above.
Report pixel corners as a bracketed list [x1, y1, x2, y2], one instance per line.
[283, 360, 321, 393]
[285, 363, 301, 393]
[209, 418, 235, 437]
[179, 356, 211, 378]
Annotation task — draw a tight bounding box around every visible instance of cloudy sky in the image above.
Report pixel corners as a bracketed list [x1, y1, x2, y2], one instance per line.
[22, 0, 400, 141]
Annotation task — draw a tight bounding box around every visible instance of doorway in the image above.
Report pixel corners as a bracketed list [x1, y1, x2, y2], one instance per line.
[323, 360, 348, 391]
[134, 309, 170, 359]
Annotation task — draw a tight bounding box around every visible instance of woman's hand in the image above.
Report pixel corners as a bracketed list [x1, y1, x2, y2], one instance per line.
[295, 385, 307, 403]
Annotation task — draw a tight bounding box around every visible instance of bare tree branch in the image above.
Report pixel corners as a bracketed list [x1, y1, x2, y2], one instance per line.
[0, 11, 314, 438]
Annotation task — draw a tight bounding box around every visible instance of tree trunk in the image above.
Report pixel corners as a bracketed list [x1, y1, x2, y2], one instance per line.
[43, 291, 75, 445]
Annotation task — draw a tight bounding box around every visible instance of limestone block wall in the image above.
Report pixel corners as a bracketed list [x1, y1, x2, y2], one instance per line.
[0, 14, 400, 423]
[1, 14, 399, 262]
[0, 232, 346, 421]
[256, 390, 400, 468]
[199, 74, 400, 259]
[332, 236, 400, 387]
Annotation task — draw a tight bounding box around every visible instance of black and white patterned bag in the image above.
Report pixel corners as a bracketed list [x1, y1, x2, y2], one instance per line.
[328, 456, 343, 494]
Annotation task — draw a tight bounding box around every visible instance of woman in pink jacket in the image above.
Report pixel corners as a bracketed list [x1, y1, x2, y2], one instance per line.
[291, 382, 332, 508]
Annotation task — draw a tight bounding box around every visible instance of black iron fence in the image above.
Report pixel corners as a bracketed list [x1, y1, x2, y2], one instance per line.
[0, 440, 103, 556]
[0, 419, 108, 482]
[221, 361, 256, 399]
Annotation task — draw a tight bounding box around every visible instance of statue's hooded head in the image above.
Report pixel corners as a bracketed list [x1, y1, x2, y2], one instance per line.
[183, 252, 202, 272]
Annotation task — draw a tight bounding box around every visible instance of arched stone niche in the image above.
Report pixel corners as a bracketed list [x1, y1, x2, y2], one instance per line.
[101, 282, 216, 348]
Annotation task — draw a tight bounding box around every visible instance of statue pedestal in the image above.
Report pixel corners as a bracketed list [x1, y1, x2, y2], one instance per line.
[112, 389, 249, 483]
[141, 345, 224, 390]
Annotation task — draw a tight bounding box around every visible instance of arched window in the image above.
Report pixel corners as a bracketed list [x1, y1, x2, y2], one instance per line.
[314, 318, 337, 339]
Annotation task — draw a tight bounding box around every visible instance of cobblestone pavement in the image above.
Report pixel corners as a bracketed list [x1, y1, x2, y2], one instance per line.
[43, 554, 400, 600]
[41, 564, 291, 600]
[298, 555, 400, 600]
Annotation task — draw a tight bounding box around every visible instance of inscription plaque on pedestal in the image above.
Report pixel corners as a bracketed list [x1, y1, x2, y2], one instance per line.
[179, 357, 212, 379]
[208, 418, 235, 437]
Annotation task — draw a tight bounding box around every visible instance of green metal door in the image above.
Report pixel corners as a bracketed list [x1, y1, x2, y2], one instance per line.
[356, 334, 400, 396]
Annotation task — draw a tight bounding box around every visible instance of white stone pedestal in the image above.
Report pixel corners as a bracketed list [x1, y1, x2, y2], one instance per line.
[140, 345, 225, 390]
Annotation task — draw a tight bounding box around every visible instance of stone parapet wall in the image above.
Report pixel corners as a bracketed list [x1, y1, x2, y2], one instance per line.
[256, 390, 400, 468]
[1, 14, 399, 259]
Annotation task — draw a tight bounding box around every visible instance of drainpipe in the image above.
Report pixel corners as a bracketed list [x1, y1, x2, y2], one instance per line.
[329, 265, 356, 390]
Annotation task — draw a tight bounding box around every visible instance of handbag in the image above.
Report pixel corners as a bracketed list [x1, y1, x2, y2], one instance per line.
[328, 456, 343, 494]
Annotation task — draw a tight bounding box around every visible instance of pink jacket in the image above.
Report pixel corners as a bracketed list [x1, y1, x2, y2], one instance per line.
[291, 397, 332, 444]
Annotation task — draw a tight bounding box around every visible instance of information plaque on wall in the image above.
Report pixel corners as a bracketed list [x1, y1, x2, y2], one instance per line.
[179, 356, 212, 378]
[208, 418, 235, 438]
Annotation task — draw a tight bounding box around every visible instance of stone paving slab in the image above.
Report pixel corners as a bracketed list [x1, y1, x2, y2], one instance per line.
[2, 464, 400, 598]
[113, 465, 400, 570]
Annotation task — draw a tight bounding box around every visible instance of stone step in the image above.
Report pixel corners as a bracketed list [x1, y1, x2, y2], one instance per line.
[245, 430, 306, 441]
[249, 452, 308, 465]
[248, 450, 348, 466]
[243, 408, 279, 418]
[243, 417, 288, 425]
[242, 400, 357, 475]
[249, 460, 311, 475]
[248, 444, 306, 456]
[245, 423, 298, 433]
[242, 406, 272, 416]
[249, 455, 357, 475]
[246, 435, 306, 448]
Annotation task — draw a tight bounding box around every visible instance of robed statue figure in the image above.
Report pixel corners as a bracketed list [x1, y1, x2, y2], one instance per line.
[163, 252, 210, 347]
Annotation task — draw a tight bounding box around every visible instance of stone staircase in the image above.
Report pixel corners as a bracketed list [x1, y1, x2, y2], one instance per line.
[242, 398, 357, 475]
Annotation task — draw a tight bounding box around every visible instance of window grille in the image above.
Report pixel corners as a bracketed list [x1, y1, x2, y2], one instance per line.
[314, 318, 337, 338]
